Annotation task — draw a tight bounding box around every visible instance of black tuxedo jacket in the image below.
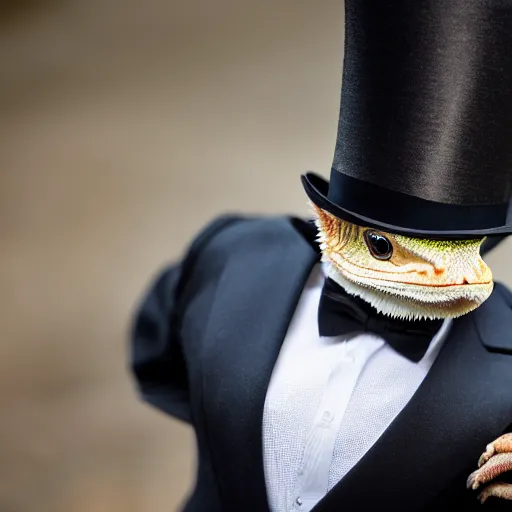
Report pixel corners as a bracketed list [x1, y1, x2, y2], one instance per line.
[130, 215, 512, 511]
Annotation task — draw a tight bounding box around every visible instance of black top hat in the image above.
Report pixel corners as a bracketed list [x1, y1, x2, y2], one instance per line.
[302, 0, 512, 238]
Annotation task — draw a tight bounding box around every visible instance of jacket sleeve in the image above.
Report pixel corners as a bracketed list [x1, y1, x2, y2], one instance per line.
[129, 215, 240, 423]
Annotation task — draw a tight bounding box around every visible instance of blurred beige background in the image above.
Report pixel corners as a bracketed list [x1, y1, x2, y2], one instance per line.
[1, 1, 511, 511]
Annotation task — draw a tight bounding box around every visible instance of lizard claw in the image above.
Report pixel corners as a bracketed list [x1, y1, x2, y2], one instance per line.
[478, 441, 496, 468]
[477, 482, 512, 504]
[467, 468, 483, 491]
[467, 434, 512, 502]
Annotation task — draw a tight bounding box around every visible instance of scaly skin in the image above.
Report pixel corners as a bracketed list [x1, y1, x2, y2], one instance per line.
[313, 204, 511, 503]
[312, 203, 493, 320]
[467, 434, 512, 503]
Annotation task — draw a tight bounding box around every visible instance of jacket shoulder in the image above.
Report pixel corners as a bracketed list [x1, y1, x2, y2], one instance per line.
[191, 214, 315, 267]
[474, 281, 512, 354]
[493, 281, 512, 307]
[178, 214, 318, 303]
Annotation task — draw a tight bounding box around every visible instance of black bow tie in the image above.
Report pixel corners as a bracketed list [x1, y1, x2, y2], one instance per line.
[318, 278, 444, 362]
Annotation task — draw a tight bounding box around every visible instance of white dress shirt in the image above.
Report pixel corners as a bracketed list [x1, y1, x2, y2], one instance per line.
[262, 263, 452, 512]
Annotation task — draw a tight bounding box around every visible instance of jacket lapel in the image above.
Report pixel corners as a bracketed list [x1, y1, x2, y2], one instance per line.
[200, 218, 319, 512]
[313, 291, 512, 511]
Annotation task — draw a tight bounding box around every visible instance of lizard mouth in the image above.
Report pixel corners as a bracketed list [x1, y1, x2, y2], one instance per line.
[344, 270, 493, 304]
[360, 278, 493, 297]
[327, 265, 493, 320]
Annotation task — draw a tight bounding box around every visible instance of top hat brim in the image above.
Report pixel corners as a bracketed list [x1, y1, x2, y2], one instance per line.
[302, 172, 512, 239]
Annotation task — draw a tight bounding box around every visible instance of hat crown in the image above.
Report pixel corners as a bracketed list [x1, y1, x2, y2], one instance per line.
[333, 0, 512, 206]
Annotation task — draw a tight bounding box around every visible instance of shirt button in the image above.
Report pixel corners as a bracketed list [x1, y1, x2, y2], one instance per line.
[322, 411, 333, 423]
[296, 497, 303, 506]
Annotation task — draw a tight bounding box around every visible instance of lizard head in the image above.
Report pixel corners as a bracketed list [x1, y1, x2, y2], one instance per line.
[312, 204, 494, 320]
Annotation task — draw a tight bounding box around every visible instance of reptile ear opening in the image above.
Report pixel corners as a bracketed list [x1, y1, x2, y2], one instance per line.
[364, 230, 393, 260]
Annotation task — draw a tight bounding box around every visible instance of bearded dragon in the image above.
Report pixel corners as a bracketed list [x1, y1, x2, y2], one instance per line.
[313, 203, 512, 504]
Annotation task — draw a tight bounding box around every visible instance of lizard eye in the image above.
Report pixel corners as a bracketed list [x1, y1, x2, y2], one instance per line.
[364, 231, 393, 260]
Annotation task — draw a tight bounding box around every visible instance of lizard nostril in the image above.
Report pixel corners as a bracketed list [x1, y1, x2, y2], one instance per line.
[463, 277, 469, 284]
